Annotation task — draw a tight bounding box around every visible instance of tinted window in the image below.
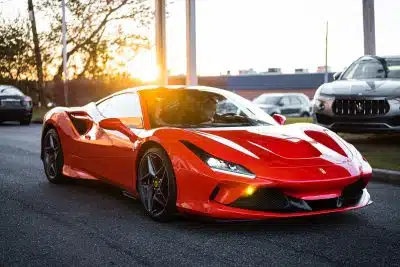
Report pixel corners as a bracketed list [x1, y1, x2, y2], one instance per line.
[97, 93, 142, 118]
[342, 58, 400, 79]
[216, 99, 239, 114]
[141, 89, 277, 128]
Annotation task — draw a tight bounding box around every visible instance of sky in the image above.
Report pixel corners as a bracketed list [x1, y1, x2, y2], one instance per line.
[1, 0, 400, 78]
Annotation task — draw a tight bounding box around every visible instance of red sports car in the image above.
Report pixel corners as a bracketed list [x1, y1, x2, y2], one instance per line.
[40, 86, 373, 221]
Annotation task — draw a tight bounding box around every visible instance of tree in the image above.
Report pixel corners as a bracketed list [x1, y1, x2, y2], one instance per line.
[35, 0, 152, 80]
[28, 0, 45, 105]
[0, 17, 36, 80]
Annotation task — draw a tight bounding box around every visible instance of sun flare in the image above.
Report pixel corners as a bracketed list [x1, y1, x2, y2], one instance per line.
[128, 51, 159, 82]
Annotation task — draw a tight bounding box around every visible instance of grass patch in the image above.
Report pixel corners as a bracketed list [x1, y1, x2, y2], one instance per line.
[286, 117, 313, 124]
[32, 106, 49, 122]
[339, 133, 400, 171]
[286, 117, 399, 171]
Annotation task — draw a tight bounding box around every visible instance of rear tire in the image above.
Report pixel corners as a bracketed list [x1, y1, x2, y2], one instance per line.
[42, 128, 66, 184]
[137, 146, 177, 222]
[300, 112, 310, 117]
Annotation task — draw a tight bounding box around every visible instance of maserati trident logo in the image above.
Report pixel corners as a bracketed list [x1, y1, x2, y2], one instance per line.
[319, 168, 326, 174]
[355, 102, 364, 112]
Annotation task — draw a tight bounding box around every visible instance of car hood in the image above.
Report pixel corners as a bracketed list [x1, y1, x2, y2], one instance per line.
[185, 124, 354, 170]
[320, 79, 400, 97]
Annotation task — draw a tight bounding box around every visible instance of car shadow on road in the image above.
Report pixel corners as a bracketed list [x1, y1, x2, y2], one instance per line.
[0, 122, 30, 127]
[55, 178, 369, 234]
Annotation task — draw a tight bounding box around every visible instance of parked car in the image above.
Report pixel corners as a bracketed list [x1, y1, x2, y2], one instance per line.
[312, 55, 400, 132]
[253, 93, 311, 117]
[0, 85, 33, 125]
[40, 85, 372, 221]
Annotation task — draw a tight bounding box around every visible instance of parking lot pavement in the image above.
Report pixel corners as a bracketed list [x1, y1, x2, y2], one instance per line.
[1, 124, 399, 266]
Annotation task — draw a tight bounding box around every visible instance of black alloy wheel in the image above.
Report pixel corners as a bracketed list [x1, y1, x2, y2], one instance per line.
[42, 129, 66, 183]
[137, 147, 177, 221]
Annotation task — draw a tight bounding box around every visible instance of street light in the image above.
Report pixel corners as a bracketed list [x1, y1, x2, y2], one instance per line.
[61, 0, 68, 106]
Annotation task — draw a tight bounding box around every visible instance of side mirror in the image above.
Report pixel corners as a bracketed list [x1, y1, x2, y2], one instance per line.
[273, 114, 286, 125]
[99, 118, 137, 142]
[333, 72, 342, 81]
[278, 102, 285, 107]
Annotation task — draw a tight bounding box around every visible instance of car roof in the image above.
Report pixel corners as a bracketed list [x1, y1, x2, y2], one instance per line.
[95, 85, 234, 104]
[119, 85, 230, 93]
[382, 55, 400, 60]
[359, 55, 400, 61]
[258, 92, 307, 97]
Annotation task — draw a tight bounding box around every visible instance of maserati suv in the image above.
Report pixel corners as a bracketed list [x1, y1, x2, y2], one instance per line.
[312, 55, 400, 132]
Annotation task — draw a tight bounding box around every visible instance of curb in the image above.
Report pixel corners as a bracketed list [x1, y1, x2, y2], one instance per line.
[372, 169, 400, 186]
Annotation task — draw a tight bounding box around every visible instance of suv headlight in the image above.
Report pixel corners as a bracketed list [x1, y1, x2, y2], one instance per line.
[313, 91, 334, 112]
[181, 140, 256, 179]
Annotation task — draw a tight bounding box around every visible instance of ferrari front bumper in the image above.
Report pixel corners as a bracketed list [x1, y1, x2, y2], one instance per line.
[181, 188, 371, 220]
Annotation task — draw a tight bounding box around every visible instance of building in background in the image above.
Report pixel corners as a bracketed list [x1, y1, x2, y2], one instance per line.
[317, 66, 332, 72]
[295, 68, 309, 73]
[238, 68, 257, 75]
[260, 68, 282, 74]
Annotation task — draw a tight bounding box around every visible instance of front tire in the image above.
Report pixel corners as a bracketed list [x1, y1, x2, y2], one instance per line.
[137, 147, 177, 222]
[42, 128, 66, 184]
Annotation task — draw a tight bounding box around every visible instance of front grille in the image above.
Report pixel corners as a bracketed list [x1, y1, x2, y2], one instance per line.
[228, 179, 366, 213]
[229, 188, 289, 211]
[332, 99, 390, 116]
[0, 100, 22, 107]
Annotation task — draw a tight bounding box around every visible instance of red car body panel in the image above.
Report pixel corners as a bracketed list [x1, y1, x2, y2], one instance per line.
[41, 87, 373, 220]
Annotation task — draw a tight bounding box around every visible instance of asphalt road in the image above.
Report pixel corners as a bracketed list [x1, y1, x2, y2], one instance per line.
[1, 123, 399, 267]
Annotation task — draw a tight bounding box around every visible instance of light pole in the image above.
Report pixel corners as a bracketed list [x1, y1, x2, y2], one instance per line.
[362, 0, 376, 55]
[324, 21, 329, 83]
[155, 0, 167, 85]
[186, 0, 197, 85]
[61, 0, 68, 106]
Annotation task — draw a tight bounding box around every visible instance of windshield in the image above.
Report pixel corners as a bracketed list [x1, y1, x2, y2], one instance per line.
[342, 57, 400, 80]
[253, 95, 281, 105]
[141, 89, 277, 128]
[0, 86, 24, 96]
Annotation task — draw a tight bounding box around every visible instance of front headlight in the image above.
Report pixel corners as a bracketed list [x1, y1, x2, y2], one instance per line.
[181, 140, 256, 179]
[313, 94, 334, 112]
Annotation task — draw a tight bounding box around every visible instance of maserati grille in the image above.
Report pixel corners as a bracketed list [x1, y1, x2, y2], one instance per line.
[332, 98, 390, 116]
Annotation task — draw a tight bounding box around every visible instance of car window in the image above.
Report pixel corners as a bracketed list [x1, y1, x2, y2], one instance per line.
[290, 96, 302, 105]
[216, 99, 239, 114]
[253, 95, 281, 105]
[97, 93, 142, 118]
[141, 89, 277, 128]
[342, 58, 400, 80]
[280, 97, 290, 106]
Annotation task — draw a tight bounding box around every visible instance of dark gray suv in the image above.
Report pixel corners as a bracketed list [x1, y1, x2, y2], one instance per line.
[312, 55, 400, 133]
[253, 93, 311, 117]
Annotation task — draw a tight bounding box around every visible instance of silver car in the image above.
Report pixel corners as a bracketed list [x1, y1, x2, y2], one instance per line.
[253, 93, 311, 117]
[312, 55, 400, 133]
